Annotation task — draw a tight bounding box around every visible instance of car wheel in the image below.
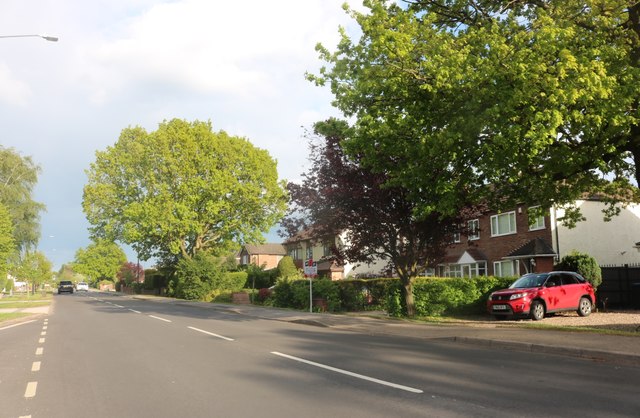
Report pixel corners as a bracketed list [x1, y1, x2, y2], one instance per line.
[577, 297, 592, 317]
[530, 300, 545, 321]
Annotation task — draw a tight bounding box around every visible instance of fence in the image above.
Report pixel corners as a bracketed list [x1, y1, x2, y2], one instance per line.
[599, 264, 640, 310]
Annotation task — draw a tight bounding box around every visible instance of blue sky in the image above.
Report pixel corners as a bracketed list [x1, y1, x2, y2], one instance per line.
[0, 0, 365, 270]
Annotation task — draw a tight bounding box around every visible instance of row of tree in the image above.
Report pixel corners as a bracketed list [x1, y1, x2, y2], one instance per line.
[0, 146, 51, 292]
[282, 0, 640, 315]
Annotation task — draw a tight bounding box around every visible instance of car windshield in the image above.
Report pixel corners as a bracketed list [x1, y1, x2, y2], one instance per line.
[60, 281, 72, 285]
[509, 274, 548, 289]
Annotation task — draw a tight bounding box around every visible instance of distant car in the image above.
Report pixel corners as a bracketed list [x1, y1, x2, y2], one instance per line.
[76, 282, 89, 292]
[58, 280, 74, 294]
[487, 271, 595, 321]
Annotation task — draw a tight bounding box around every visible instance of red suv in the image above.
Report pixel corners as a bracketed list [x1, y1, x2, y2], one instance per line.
[487, 271, 595, 320]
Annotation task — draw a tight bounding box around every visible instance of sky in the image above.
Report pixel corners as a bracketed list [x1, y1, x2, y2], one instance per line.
[0, 0, 366, 270]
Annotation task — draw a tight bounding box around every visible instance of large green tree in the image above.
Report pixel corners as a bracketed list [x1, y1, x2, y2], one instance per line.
[0, 203, 15, 284]
[11, 251, 52, 294]
[83, 119, 288, 264]
[311, 0, 640, 222]
[0, 146, 45, 251]
[73, 240, 127, 284]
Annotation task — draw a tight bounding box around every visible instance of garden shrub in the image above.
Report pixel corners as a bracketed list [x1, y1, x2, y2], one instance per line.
[277, 256, 300, 280]
[245, 265, 277, 289]
[555, 251, 602, 288]
[172, 253, 219, 300]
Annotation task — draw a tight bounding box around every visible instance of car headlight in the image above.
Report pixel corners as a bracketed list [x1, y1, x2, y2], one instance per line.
[509, 293, 528, 300]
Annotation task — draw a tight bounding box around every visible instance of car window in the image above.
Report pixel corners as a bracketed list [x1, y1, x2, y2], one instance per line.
[561, 274, 579, 285]
[545, 275, 561, 287]
[510, 274, 548, 288]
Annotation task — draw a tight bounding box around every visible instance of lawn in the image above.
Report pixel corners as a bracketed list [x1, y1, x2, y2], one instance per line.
[0, 312, 32, 324]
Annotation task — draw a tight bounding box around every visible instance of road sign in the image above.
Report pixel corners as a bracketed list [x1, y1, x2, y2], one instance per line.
[303, 259, 317, 277]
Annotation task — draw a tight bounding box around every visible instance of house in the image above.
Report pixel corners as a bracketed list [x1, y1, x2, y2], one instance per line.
[283, 229, 388, 280]
[439, 198, 640, 278]
[239, 243, 287, 270]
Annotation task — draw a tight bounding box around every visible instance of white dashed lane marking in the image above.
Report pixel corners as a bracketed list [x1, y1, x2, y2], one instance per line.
[24, 381, 37, 398]
[32, 361, 41, 372]
[149, 315, 172, 323]
[187, 326, 234, 341]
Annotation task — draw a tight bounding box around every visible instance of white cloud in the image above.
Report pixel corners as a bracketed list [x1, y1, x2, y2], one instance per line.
[78, 0, 353, 103]
[0, 63, 32, 106]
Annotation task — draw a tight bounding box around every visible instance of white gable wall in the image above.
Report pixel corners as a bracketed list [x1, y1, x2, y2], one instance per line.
[552, 200, 640, 266]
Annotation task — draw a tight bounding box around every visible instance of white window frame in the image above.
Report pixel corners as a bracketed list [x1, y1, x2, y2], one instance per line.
[468, 219, 480, 240]
[528, 206, 545, 231]
[490, 211, 517, 237]
[306, 245, 313, 261]
[494, 260, 518, 277]
[453, 231, 461, 243]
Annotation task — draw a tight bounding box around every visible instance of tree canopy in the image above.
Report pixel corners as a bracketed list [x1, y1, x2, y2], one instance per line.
[283, 119, 466, 315]
[311, 0, 640, 222]
[73, 240, 127, 284]
[0, 203, 15, 278]
[0, 146, 44, 251]
[83, 119, 288, 264]
[11, 251, 52, 292]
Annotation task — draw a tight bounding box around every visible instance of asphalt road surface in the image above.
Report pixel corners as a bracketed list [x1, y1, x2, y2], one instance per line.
[2, 293, 639, 418]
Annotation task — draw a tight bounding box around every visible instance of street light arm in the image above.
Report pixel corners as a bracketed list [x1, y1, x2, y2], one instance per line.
[0, 34, 58, 42]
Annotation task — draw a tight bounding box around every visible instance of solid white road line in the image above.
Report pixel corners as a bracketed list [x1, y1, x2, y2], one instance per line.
[271, 352, 423, 394]
[187, 326, 234, 341]
[128, 309, 141, 314]
[32, 361, 41, 372]
[0, 320, 37, 331]
[149, 315, 172, 323]
[24, 381, 37, 398]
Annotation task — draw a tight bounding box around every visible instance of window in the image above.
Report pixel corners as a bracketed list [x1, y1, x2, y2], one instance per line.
[494, 260, 517, 277]
[491, 211, 516, 236]
[468, 219, 480, 240]
[306, 245, 313, 261]
[440, 262, 487, 278]
[452, 232, 461, 243]
[289, 247, 301, 260]
[528, 206, 545, 230]
[323, 242, 332, 257]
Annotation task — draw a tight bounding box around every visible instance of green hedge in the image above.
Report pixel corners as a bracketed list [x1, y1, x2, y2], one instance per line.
[270, 276, 515, 316]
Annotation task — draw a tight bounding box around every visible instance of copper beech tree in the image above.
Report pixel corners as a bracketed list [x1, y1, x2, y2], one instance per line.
[282, 119, 478, 317]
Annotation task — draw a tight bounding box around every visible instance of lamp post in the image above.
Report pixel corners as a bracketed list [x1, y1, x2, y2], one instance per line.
[0, 34, 59, 42]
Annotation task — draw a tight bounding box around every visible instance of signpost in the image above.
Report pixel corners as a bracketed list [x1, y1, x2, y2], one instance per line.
[303, 259, 317, 312]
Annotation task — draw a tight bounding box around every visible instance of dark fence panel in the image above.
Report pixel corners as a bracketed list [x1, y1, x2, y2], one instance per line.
[599, 264, 640, 310]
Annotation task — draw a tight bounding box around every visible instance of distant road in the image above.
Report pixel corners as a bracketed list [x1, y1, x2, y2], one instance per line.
[2, 293, 639, 418]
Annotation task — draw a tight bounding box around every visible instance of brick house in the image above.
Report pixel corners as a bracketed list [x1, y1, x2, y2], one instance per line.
[283, 229, 388, 280]
[439, 199, 640, 278]
[239, 243, 287, 270]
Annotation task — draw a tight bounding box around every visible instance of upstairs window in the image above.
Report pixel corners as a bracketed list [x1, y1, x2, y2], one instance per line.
[306, 245, 313, 261]
[491, 211, 516, 236]
[528, 206, 545, 231]
[468, 219, 480, 240]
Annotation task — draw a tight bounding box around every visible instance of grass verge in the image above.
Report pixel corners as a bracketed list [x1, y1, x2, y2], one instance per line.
[0, 312, 32, 324]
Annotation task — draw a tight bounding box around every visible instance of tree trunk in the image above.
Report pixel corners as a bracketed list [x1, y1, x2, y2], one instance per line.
[401, 277, 416, 317]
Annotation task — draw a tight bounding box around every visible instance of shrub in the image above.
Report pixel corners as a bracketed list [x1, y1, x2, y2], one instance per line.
[277, 256, 300, 280]
[245, 264, 278, 289]
[555, 251, 602, 288]
[257, 287, 272, 302]
[173, 253, 219, 300]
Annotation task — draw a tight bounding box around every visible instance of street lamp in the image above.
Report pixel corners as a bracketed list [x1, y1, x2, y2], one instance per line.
[0, 34, 59, 42]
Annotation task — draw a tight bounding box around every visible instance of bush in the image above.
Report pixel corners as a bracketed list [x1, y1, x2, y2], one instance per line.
[172, 253, 219, 300]
[277, 256, 300, 280]
[555, 251, 602, 288]
[245, 264, 278, 289]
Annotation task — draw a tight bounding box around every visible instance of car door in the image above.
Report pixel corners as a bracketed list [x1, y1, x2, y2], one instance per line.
[559, 273, 583, 309]
[543, 274, 564, 311]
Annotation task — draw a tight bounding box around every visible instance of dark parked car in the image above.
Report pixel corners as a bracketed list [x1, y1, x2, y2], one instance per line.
[487, 271, 595, 320]
[58, 280, 74, 294]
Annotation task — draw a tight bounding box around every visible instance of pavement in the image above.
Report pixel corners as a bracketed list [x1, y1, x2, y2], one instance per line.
[3, 293, 640, 366]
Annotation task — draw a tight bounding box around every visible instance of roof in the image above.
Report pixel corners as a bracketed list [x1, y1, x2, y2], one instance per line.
[504, 238, 556, 259]
[242, 243, 287, 256]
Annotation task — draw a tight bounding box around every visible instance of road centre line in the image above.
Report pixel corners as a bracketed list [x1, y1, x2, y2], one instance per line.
[270, 352, 423, 394]
[149, 315, 172, 323]
[0, 320, 36, 331]
[187, 326, 234, 341]
[128, 309, 141, 314]
[39, 338, 45, 343]
[32, 361, 41, 372]
[35, 347, 43, 356]
[24, 381, 37, 398]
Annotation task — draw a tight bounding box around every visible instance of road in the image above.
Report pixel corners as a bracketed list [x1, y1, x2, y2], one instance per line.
[1, 292, 639, 418]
